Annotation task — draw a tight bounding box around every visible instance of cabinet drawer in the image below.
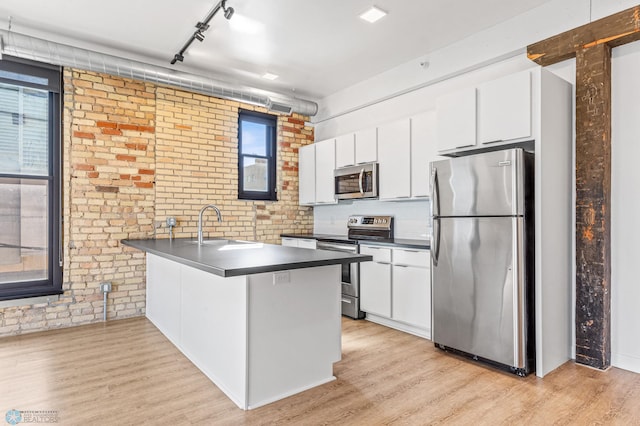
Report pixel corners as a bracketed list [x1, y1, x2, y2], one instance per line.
[393, 248, 429, 267]
[297, 239, 317, 249]
[281, 237, 298, 247]
[360, 245, 392, 263]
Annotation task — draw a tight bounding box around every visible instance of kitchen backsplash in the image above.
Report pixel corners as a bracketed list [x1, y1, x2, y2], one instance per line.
[314, 199, 431, 240]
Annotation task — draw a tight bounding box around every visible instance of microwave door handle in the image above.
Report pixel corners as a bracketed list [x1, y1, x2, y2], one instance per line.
[359, 168, 364, 194]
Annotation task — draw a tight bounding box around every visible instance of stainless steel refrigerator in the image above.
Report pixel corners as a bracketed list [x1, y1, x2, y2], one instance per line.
[430, 148, 534, 376]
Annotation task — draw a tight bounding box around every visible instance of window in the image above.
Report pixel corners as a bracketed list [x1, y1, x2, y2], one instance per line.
[238, 110, 277, 201]
[0, 57, 62, 300]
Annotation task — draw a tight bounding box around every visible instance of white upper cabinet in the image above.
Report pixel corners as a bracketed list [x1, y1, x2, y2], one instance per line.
[354, 127, 377, 164]
[478, 70, 532, 144]
[335, 128, 377, 168]
[436, 87, 477, 152]
[377, 118, 411, 200]
[335, 133, 355, 168]
[314, 138, 337, 204]
[298, 144, 315, 205]
[410, 111, 437, 198]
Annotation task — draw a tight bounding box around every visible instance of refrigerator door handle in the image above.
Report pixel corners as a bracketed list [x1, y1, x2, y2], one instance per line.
[431, 218, 440, 267]
[430, 166, 440, 218]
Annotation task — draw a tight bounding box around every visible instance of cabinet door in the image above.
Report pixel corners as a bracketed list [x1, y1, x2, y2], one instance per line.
[392, 264, 430, 330]
[478, 70, 531, 144]
[298, 144, 315, 205]
[360, 261, 392, 317]
[314, 139, 337, 204]
[410, 111, 437, 198]
[377, 118, 411, 200]
[335, 133, 355, 168]
[354, 127, 377, 164]
[436, 87, 477, 152]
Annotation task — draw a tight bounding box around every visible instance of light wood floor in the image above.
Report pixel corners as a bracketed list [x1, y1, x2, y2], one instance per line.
[1, 317, 639, 425]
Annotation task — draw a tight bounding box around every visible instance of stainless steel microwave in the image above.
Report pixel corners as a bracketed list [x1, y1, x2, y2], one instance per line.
[334, 163, 379, 200]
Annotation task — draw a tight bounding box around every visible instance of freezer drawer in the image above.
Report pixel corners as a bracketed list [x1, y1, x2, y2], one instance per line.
[341, 294, 364, 319]
[431, 148, 530, 217]
[431, 216, 529, 370]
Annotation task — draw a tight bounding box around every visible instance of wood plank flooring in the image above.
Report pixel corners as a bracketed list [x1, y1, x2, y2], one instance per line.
[1, 317, 639, 425]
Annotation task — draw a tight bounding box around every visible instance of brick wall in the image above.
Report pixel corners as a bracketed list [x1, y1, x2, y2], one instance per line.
[0, 69, 314, 337]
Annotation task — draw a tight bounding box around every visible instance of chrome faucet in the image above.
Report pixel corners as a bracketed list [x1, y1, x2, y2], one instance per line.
[197, 204, 222, 245]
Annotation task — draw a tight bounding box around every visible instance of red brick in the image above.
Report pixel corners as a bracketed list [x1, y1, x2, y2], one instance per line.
[73, 131, 95, 139]
[102, 128, 123, 136]
[87, 172, 99, 178]
[74, 163, 95, 171]
[288, 117, 305, 126]
[118, 124, 139, 131]
[138, 126, 155, 133]
[116, 154, 136, 162]
[282, 126, 301, 134]
[138, 169, 155, 175]
[175, 124, 192, 130]
[97, 121, 117, 129]
[134, 182, 154, 188]
[125, 143, 147, 151]
[120, 174, 131, 180]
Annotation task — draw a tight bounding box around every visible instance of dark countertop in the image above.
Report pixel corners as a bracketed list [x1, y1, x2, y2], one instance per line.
[281, 233, 430, 250]
[122, 238, 373, 278]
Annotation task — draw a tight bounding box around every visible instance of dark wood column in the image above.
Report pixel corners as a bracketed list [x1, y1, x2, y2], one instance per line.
[527, 5, 640, 370]
[574, 44, 612, 369]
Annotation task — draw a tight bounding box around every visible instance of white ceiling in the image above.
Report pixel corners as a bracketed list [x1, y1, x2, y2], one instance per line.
[0, 0, 553, 101]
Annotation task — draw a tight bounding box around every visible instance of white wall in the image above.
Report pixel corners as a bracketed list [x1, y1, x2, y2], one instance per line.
[611, 41, 640, 374]
[312, 0, 640, 374]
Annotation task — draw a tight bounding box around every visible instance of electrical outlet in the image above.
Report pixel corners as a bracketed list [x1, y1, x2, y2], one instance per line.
[273, 271, 290, 285]
[100, 282, 112, 293]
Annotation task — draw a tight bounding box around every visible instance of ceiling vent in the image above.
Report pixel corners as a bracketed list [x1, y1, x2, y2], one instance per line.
[265, 99, 293, 115]
[0, 30, 318, 117]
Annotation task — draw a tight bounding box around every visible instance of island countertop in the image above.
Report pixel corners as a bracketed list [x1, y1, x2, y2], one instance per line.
[122, 238, 372, 278]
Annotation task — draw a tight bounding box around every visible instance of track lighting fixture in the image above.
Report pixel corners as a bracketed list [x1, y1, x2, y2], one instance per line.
[170, 0, 234, 65]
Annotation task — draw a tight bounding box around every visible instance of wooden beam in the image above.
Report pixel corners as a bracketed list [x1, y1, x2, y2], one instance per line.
[574, 44, 612, 370]
[527, 5, 640, 66]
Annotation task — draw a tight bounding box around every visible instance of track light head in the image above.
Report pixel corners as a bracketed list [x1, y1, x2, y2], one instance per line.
[224, 6, 234, 20]
[194, 31, 205, 42]
[171, 53, 184, 65]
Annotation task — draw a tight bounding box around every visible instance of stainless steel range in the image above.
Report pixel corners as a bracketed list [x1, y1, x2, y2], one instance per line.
[316, 215, 393, 319]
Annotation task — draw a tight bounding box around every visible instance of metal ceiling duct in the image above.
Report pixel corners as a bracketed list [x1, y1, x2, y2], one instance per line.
[0, 30, 318, 117]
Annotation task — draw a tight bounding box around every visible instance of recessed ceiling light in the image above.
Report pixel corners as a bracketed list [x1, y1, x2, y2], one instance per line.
[262, 72, 279, 80]
[359, 6, 387, 23]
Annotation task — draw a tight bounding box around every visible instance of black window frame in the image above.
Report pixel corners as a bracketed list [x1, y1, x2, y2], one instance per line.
[238, 109, 277, 201]
[0, 56, 63, 301]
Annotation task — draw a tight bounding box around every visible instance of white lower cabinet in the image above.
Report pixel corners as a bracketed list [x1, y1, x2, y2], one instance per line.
[359, 246, 392, 317]
[360, 245, 431, 339]
[392, 264, 430, 330]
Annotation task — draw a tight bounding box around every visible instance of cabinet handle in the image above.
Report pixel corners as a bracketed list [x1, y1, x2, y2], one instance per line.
[394, 264, 409, 268]
[377, 261, 391, 265]
[341, 298, 352, 304]
[399, 249, 419, 253]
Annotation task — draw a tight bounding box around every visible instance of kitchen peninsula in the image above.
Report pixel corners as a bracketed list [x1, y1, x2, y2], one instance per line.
[122, 238, 372, 410]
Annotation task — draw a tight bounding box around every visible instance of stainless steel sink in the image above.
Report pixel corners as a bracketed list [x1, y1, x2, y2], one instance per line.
[191, 239, 231, 245]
